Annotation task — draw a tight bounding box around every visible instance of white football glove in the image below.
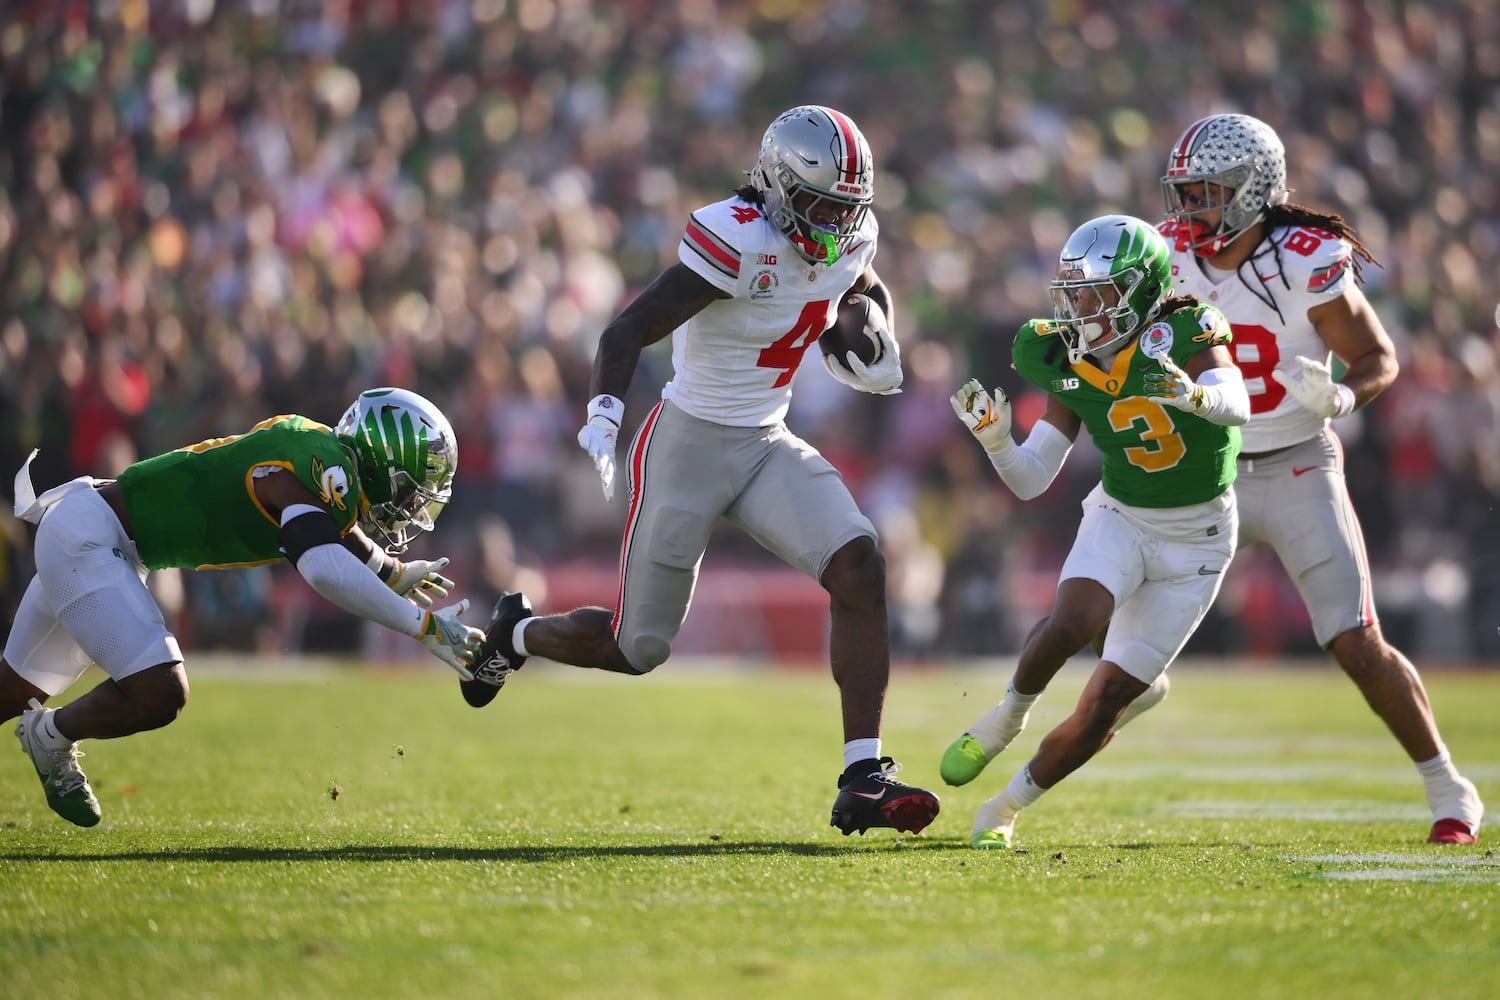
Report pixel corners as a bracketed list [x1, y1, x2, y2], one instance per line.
[949, 377, 1013, 452]
[821, 328, 903, 395]
[383, 556, 454, 609]
[1144, 357, 1209, 415]
[577, 393, 622, 502]
[416, 600, 485, 680]
[1271, 355, 1356, 418]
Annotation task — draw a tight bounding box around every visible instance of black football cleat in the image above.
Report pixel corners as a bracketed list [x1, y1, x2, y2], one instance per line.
[460, 591, 533, 708]
[830, 757, 940, 836]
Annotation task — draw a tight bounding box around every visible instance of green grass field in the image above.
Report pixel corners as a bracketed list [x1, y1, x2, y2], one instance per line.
[1, 657, 1496, 999]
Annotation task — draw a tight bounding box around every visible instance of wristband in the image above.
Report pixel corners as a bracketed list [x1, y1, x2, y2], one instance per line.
[587, 393, 624, 426]
[1333, 383, 1356, 418]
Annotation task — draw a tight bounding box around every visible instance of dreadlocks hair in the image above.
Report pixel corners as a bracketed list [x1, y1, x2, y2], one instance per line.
[1264, 202, 1382, 281]
[1157, 293, 1201, 318]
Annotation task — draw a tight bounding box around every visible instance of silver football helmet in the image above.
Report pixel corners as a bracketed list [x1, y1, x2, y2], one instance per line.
[749, 105, 874, 265]
[1161, 113, 1290, 257]
[1049, 215, 1172, 364]
[335, 387, 458, 553]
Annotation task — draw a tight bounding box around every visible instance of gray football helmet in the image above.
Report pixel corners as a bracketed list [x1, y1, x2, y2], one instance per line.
[1049, 215, 1172, 364]
[749, 105, 873, 265]
[335, 387, 458, 553]
[1161, 113, 1290, 257]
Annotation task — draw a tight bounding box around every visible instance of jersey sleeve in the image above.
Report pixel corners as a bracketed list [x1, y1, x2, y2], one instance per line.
[1276, 226, 1356, 302]
[677, 202, 749, 295]
[1009, 319, 1067, 391]
[296, 434, 362, 534]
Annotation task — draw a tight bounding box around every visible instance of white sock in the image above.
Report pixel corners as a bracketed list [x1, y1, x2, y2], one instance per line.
[967, 680, 1039, 755]
[38, 709, 73, 748]
[1415, 749, 1455, 780]
[1416, 749, 1482, 822]
[972, 763, 1049, 836]
[512, 618, 533, 657]
[843, 738, 881, 771]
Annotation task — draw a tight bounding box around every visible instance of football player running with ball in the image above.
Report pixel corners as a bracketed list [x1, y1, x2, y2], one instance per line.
[942, 215, 1249, 849]
[462, 105, 939, 837]
[3, 388, 485, 827]
[1159, 113, 1483, 844]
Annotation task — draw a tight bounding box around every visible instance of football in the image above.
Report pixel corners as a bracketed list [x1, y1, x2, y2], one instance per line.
[819, 293, 887, 372]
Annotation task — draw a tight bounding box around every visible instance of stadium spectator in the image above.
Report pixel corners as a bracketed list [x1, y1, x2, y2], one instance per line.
[0, 3, 1495, 661]
[1158, 112, 1484, 844]
[940, 214, 1249, 849]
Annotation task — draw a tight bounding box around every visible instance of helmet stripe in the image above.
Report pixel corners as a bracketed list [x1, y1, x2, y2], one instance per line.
[817, 106, 862, 185]
[1167, 117, 1209, 177]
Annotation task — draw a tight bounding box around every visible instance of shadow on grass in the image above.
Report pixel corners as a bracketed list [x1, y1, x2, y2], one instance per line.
[0, 837, 970, 864]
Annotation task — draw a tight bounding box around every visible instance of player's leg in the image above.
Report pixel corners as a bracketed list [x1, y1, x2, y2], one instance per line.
[10, 489, 185, 825]
[974, 518, 1233, 848]
[467, 401, 735, 705]
[971, 662, 1147, 850]
[1266, 431, 1482, 842]
[729, 426, 937, 835]
[942, 495, 1132, 786]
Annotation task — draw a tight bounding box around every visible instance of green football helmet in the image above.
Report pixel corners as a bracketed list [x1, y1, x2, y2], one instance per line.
[1048, 214, 1172, 364]
[335, 387, 458, 553]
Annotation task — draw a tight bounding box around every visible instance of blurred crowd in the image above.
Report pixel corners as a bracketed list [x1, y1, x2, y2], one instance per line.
[2, 0, 1497, 662]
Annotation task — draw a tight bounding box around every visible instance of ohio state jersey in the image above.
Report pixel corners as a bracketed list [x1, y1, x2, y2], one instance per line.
[1161, 220, 1355, 453]
[671, 195, 879, 427]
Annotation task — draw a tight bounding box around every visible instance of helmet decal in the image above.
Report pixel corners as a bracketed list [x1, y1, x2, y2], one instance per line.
[334, 387, 457, 553]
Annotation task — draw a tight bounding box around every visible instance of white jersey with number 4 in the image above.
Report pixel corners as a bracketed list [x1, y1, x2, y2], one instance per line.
[1162, 220, 1355, 454]
[669, 195, 879, 428]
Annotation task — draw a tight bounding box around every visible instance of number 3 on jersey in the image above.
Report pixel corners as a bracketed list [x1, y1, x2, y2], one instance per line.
[757, 300, 831, 387]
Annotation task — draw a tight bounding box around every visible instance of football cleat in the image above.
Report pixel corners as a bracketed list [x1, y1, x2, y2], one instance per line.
[970, 794, 1021, 850]
[1425, 775, 1483, 845]
[460, 591, 533, 708]
[830, 757, 940, 836]
[15, 699, 101, 827]
[1427, 819, 1478, 845]
[940, 733, 992, 787]
[971, 828, 1012, 849]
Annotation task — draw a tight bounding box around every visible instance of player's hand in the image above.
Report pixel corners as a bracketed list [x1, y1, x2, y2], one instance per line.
[383, 556, 454, 608]
[1144, 357, 1209, 415]
[576, 393, 623, 501]
[416, 600, 485, 680]
[949, 377, 1012, 451]
[822, 327, 903, 395]
[1271, 355, 1356, 418]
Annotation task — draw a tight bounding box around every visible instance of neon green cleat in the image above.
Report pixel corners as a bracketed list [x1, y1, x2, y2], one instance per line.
[971, 828, 1012, 849]
[940, 733, 992, 787]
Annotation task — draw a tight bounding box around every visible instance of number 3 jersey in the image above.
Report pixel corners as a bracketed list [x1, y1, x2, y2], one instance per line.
[1161, 219, 1356, 453]
[671, 195, 879, 427]
[1011, 303, 1239, 509]
[116, 415, 362, 570]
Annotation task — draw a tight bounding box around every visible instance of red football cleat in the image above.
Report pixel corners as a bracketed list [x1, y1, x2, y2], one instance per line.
[1426, 818, 1478, 845]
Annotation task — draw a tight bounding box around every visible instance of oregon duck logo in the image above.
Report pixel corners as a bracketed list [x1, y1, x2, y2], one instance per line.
[311, 457, 351, 512]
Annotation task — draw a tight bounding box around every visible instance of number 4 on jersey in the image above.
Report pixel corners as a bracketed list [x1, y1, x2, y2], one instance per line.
[757, 300, 831, 387]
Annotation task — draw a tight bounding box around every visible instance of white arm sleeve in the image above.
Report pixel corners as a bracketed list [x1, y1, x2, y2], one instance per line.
[1192, 365, 1251, 426]
[984, 419, 1073, 501]
[295, 542, 426, 638]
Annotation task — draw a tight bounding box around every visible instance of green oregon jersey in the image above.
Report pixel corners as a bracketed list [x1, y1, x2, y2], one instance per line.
[1011, 304, 1240, 508]
[117, 415, 361, 570]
